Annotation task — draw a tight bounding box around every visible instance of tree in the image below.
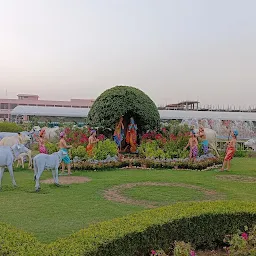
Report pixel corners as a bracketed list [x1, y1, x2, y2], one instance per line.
[87, 86, 160, 132]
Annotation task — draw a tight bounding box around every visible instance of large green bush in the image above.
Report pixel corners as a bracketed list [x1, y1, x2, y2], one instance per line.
[0, 122, 23, 132]
[87, 86, 160, 132]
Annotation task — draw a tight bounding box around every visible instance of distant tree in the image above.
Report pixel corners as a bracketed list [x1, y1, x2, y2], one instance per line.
[87, 86, 160, 132]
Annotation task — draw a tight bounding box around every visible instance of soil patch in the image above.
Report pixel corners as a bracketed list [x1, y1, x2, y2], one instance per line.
[41, 176, 91, 184]
[104, 182, 222, 208]
[216, 174, 256, 183]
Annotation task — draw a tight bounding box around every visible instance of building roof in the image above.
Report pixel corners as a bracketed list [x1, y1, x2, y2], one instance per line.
[17, 94, 39, 97]
[159, 110, 256, 121]
[166, 101, 199, 107]
[11, 106, 89, 118]
[11, 106, 256, 121]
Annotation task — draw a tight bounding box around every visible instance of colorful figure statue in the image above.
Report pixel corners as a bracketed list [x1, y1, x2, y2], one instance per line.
[37, 129, 47, 154]
[126, 117, 138, 153]
[197, 126, 209, 155]
[86, 130, 99, 156]
[113, 116, 124, 151]
[184, 130, 198, 161]
[59, 132, 72, 175]
[221, 130, 238, 171]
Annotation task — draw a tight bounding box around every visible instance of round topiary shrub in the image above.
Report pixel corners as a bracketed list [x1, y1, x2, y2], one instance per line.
[87, 86, 160, 132]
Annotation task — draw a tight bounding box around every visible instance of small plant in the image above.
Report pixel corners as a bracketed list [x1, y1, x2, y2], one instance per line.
[92, 139, 118, 160]
[70, 145, 88, 159]
[45, 142, 58, 154]
[173, 241, 195, 256]
[150, 249, 167, 255]
[224, 225, 256, 256]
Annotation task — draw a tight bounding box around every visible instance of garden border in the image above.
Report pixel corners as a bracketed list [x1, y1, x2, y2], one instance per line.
[1, 201, 256, 255]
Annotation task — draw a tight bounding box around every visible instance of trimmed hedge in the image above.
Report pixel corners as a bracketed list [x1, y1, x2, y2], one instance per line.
[87, 85, 160, 131]
[0, 222, 46, 256]
[1, 201, 255, 255]
[0, 122, 23, 133]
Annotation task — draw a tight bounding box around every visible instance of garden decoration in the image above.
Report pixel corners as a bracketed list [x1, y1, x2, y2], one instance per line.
[87, 85, 160, 132]
[125, 117, 138, 153]
[33, 150, 68, 192]
[0, 144, 30, 190]
[113, 116, 124, 151]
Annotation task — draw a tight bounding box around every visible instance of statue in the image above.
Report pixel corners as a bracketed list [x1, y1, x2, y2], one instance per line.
[86, 130, 99, 156]
[126, 117, 138, 153]
[113, 116, 124, 151]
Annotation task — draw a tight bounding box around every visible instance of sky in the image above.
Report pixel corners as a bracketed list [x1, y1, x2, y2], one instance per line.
[0, 0, 256, 107]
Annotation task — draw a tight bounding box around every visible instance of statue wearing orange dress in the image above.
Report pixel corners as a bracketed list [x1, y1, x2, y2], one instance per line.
[86, 130, 99, 156]
[125, 117, 138, 153]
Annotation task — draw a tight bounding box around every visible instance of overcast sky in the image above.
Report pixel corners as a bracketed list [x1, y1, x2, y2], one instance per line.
[0, 0, 256, 107]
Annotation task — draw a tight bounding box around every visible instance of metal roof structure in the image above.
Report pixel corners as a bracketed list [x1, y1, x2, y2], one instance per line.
[159, 110, 256, 121]
[11, 105, 256, 121]
[11, 106, 89, 118]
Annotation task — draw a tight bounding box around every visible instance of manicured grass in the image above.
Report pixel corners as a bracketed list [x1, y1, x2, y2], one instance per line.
[0, 158, 256, 243]
[123, 186, 206, 204]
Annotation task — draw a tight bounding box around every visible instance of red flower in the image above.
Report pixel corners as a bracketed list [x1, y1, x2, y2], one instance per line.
[98, 134, 105, 141]
[155, 134, 163, 140]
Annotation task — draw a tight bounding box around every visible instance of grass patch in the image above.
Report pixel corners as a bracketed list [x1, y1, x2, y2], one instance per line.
[123, 185, 206, 203]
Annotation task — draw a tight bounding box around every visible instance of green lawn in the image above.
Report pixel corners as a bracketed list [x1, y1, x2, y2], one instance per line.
[0, 158, 256, 243]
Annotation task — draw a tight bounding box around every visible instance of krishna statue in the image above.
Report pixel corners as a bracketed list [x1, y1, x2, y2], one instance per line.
[125, 117, 138, 153]
[113, 116, 124, 151]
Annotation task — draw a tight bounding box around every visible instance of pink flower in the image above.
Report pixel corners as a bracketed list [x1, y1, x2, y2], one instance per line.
[190, 250, 196, 256]
[151, 250, 157, 255]
[241, 232, 248, 240]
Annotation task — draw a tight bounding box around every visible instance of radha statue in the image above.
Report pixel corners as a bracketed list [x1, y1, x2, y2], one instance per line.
[126, 117, 138, 153]
[113, 116, 124, 151]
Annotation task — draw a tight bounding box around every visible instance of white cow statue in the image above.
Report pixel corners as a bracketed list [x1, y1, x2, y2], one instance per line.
[0, 144, 30, 190]
[194, 127, 219, 156]
[244, 139, 256, 151]
[33, 150, 67, 192]
[31, 126, 60, 142]
[0, 134, 31, 146]
[16, 150, 32, 169]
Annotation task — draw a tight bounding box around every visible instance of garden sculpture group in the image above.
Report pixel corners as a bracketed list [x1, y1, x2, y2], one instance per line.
[113, 116, 138, 153]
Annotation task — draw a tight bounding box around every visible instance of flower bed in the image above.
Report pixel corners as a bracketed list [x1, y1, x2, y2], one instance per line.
[71, 155, 222, 171]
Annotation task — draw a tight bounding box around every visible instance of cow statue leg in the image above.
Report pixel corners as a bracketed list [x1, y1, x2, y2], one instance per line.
[35, 167, 44, 192]
[0, 167, 4, 190]
[52, 167, 60, 187]
[7, 165, 17, 187]
[21, 156, 24, 169]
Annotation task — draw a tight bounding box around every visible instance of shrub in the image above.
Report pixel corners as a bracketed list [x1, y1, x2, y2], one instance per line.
[92, 139, 118, 160]
[1, 201, 256, 255]
[45, 142, 58, 154]
[70, 145, 88, 159]
[225, 225, 256, 255]
[0, 222, 47, 256]
[48, 201, 256, 255]
[0, 122, 23, 132]
[64, 127, 89, 147]
[87, 85, 160, 132]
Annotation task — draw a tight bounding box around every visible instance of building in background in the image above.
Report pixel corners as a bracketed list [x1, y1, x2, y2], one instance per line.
[0, 94, 94, 120]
